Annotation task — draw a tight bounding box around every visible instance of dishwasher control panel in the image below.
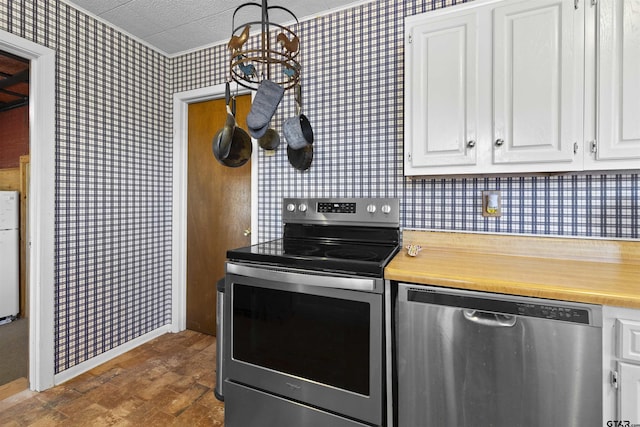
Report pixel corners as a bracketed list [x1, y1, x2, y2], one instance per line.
[515, 303, 590, 324]
[407, 287, 597, 326]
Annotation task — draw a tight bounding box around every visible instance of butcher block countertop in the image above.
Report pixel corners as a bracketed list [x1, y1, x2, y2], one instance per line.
[385, 230, 640, 309]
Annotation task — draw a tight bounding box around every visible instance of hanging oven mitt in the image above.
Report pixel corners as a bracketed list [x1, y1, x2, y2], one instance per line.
[247, 79, 284, 138]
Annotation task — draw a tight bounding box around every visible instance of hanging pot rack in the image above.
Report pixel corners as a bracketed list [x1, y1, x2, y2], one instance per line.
[228, 0, 300, 91]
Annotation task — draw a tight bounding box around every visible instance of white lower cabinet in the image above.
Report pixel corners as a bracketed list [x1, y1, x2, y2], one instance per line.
[603, 306, 640, 426]
[618, 362, 640, 422]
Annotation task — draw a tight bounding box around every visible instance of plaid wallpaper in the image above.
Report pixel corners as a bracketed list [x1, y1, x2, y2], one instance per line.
[0, 0, 638, 374]
[174, 0, 639, 242]
[0, 0, 173, 373]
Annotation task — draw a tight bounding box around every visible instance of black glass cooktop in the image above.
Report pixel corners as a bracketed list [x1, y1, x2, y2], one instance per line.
[227, 224, 400, 277]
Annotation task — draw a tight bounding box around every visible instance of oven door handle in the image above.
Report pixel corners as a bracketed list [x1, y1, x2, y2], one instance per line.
[226, 262, 380, 292]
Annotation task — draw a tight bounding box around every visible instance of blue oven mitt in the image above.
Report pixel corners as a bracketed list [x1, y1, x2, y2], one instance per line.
[247, 80, 284, 138]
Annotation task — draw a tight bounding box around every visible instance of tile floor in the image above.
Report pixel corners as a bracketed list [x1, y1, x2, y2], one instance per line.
[0, 330, 224, 426]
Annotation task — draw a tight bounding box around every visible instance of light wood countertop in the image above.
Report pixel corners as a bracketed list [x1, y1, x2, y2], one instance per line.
[385, 230, 640, 308]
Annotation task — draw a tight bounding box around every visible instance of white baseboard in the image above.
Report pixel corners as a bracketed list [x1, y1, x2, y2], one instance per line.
[53, 325, 173, 386]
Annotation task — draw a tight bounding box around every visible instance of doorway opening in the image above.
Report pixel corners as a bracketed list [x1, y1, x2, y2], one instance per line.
[0, 28, 56, 393]
[186, 94, 252, 335]
[0, 49, 30, 399]
[171, 83, 258, 332]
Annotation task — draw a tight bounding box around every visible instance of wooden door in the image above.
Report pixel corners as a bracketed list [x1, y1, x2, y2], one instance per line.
[187, 95, 252, 335]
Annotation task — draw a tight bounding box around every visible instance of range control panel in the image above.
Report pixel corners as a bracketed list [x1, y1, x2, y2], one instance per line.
[317, 202, 357, 214]
[283, 197, 399, 227]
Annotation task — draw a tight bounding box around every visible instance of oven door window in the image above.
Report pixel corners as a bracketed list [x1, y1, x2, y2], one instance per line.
[233, 283, 371, 395]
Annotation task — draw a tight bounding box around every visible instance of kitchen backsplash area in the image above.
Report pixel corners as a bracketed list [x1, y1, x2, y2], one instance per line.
[1, 0, 174, 373]
[174, 0, 639, 241]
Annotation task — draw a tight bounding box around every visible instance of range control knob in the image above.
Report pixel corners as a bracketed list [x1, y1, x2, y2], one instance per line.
[298, 203, 308, 212]
[381, 204, 392, 214]
[286, 203, 296, 212]
[366, 204, 377, 213]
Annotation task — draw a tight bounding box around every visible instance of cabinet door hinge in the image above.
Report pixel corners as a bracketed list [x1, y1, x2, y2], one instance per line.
[573, 142, 579, 154]
[590, 140, 598, 154]
[408, 34, 413, 44]
[611, 370, 619, 389]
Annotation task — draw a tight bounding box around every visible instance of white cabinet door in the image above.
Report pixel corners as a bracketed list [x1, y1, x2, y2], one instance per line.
[619, 362, 640, 424]
[593, 0, 640, 166]
[617, 318, 640, 363]
[492, 0, 580, 168]
[603, 306, 640, 425]
[405, 11, 479, 174]
[403, 0, 583, 176]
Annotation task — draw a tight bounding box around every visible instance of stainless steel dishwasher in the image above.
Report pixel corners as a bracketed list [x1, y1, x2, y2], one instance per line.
[395, 284, 602, 427]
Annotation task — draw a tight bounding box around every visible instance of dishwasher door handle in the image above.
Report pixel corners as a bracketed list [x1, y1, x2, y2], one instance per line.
[463, 310, 517, 327]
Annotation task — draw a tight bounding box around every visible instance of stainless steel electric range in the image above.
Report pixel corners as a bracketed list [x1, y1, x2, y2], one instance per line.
[223, 197, 400, 427]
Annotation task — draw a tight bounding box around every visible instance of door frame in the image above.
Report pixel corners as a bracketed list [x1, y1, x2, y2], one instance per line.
[0, 30, 56, 391]
[171, 84, 258, 332]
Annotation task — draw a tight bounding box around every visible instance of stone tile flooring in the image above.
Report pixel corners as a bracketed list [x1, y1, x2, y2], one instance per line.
[0, 330, 224, 426]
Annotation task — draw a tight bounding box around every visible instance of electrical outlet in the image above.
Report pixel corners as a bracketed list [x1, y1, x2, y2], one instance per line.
[482, 190, 501, 217]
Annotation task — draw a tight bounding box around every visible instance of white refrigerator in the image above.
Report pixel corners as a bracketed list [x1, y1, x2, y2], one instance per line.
[0, 191, 19, 319]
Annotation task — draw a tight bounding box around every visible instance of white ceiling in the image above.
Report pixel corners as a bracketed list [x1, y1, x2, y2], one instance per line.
[62, 0, 367, 56]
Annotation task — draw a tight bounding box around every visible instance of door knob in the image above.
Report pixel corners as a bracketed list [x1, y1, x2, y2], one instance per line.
[467, 140, 476, 148]
[243, 228, 251, 236]
[495, 138, 504, 147]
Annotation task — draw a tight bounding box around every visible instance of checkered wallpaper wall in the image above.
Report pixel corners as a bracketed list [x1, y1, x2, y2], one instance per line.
[1, 0, 173, 373]
[0, 0, 638, 375]
[174, 0, 639, 241]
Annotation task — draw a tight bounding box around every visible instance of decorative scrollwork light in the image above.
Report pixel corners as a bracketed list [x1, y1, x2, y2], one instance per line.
[227, 0, 300, 92]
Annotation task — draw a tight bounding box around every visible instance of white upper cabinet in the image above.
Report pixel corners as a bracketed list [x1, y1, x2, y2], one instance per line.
[585, 0, 640, 169]
[405, 11, 479, 171]
[405, 0, 640, 176]
[492, 0, 578, 166]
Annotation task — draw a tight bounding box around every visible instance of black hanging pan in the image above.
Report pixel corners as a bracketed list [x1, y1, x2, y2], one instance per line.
[212, 83, 252, 168]
[286, 83, 313, 170]
[287, 143, 313, 171]
[213, 82, 235, 161]
[226, 96, 252, 167]
[258, 127, 280, 151]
